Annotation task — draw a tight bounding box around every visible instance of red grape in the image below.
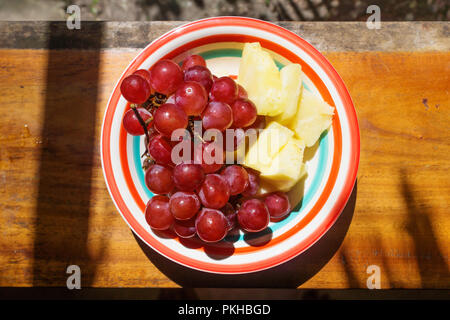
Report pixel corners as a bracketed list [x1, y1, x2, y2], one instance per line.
[154, 103, 188, 138]
[181, 54, 206, 71]
[202, 101, 233, 131]
[144, 164, 174, 194]
[133, 69, 151, 85]
[120, 74, 151, 104]
[173, 218, 197, 238]
[221, 202, 237, 231]
[242, 169, 260, 197]
[264, 192, 291, 218]
[195, 208, 228, 243]
[148, 134, 173, 166]
[149, 59, 183, 95]
[220, 165, 249, 195]
[209, 76, 238, 104]
[237, 84, 248, 100]
[193, 141, 224, 173]
[184, 66, 213, 91]
[173, 162, 205, 191]
[145, 195, 174, 230]
[175, 81, 208, 116]
[198, 174, 230, 209]
[237, 198, 270, 232]
[122, 108, 153, 136]
[231, 99, 257, 128]
[169, 191, 201, 220]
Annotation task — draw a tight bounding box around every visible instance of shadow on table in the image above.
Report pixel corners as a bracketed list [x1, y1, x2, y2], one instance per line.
[134, 181, 358, 288]
[400, 168, 450, 288]
[32, 22, 105, 286]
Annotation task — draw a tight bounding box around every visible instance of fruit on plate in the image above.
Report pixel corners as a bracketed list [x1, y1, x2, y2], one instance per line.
[237, 42, 283, 116]
[149, 59, 183, 95]
[195, 208, 228, 242]
[181, 54, 207, 71]
[172, 162, 205, 191]
[289, 88, 334, 147]
[273, 63, 303, 125]
[237, 198, 270, 233]
[201, 101, 233, 131]
[174, 81, 208, 116]
[144, 164, 175, 195]
[184, 65, 214, 91]
[118, 43, 333, 245]
[264, 192, 291, 218]
[122, 107, 153, 136]
[145, 195, 174, 230]
[238, 42, 333, 145]
[153, 103, 188, 138]
[241, 169, 260, 197]
[198, 174, 231, 209]
[259, 137, 306, 192]
[209, 76, 238, 104]
[220, 165, 249, 196]
[173, 218, 197, 238]
[221, 202, 237, 231]
[169, 191, 201, 220]
[244, 121, 294, 170]
[230, 99, 257, 128]
[120, 74, 152, 104]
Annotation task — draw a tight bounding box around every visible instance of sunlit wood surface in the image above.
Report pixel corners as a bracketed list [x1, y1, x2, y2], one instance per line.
[0, 22, 448, 288]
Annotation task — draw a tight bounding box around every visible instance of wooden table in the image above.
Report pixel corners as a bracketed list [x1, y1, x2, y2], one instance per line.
[0, 21, 448, 290]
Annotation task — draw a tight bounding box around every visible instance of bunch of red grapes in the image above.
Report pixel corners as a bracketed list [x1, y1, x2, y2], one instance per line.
[120, 54, 291, 243]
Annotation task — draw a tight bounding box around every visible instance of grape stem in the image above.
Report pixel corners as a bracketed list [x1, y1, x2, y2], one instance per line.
[193, 130, 205, 143]
[130, 104, 151, 157]
[188, 119, 205, 143]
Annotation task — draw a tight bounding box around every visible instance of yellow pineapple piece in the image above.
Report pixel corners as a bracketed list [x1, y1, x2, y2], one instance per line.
[244, 121, 294, 172]
[259, 137, 306, 192]
[257, 163, 307, 195]
[238, 43, 283, 116]
[273, 64, 303, 125]
[290, 88, 334, 147]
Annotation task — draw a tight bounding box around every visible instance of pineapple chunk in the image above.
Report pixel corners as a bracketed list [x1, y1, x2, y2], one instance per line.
[290, 88, 334, 147]
[238, 43, 283, 116]
[260, 138, 306, 192]
[258, 164, 307, 196]
[273, 64, 303, 125]
[244, 121, 293, 172]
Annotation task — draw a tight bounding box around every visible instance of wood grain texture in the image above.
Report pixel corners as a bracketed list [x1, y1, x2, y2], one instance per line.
[0, 21, 448, 51]
[0, 47, 448, 288]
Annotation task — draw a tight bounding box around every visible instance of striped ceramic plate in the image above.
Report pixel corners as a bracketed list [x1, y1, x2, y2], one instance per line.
[101, 17, 360, 274]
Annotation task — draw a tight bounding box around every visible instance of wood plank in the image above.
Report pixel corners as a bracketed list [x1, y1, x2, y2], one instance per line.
[0, 49, 448, 288]
[0, 21, 448, 51]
